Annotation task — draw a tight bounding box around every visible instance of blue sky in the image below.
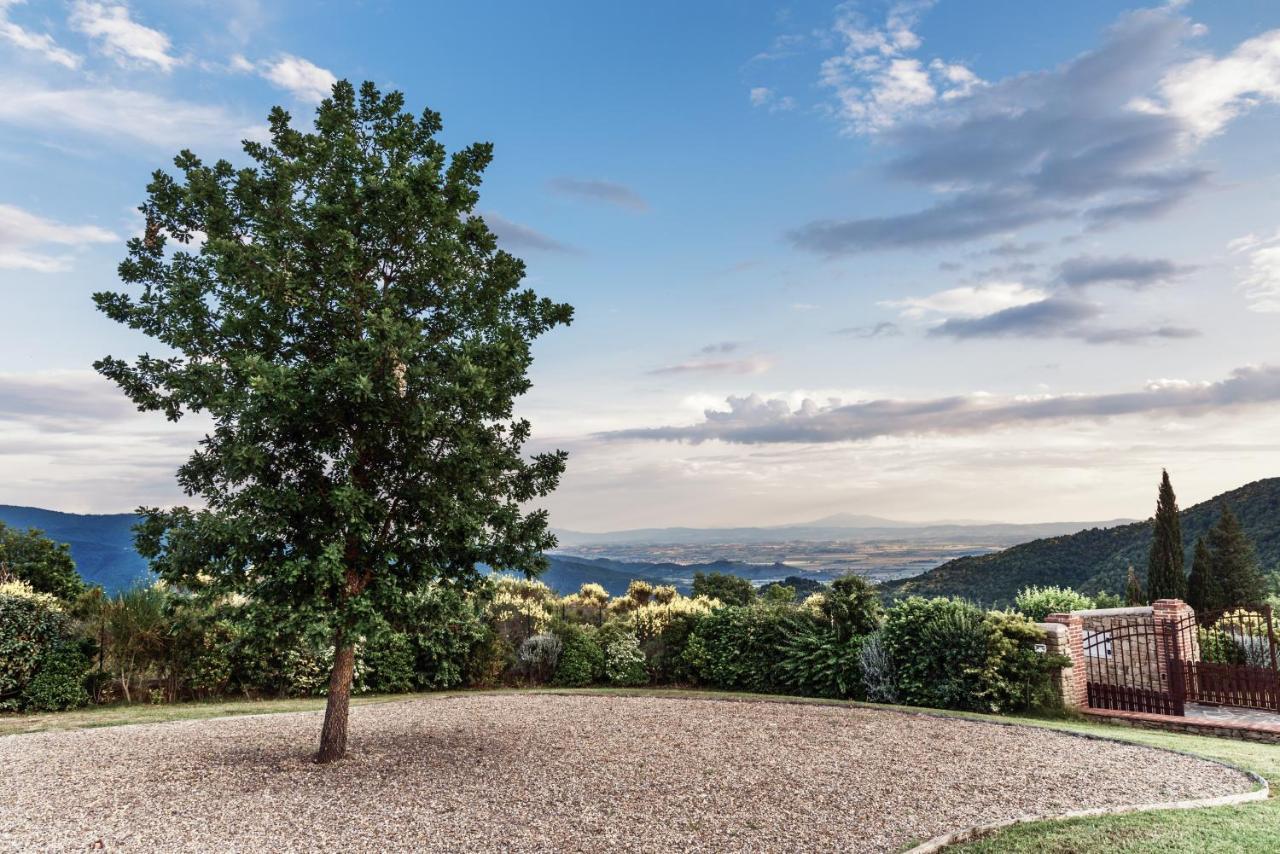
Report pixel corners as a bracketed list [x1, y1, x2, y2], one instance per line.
[2, 1, 1280, 529]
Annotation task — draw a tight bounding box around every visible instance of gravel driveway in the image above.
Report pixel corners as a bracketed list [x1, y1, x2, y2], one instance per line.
[0, 693, 1254, 852]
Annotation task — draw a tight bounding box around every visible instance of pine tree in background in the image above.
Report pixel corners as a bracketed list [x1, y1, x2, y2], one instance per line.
[1186, 536, 1215, 613]
[1124, 565, 1144, 606]
[1146, 470, 1186, 602]
[1205, 503, 1267, 609]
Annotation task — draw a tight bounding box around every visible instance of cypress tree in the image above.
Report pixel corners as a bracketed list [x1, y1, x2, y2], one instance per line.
[1205, 503, 1267, 609]
[1146, 469, 1186, 601]
[1124, 565, 1144, 607]
[1186, 536, 1215, 613]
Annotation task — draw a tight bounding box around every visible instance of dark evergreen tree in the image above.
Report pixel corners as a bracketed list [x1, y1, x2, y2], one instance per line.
[1145, 470, 1186, 601]
[1186, 536, 1215, 613]
[1205, 504, 1267, 609]
[1123, 565, 1144, 607]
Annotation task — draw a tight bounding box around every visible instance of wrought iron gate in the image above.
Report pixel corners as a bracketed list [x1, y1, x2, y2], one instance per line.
[1083, 614, 1184, 716]
[1180, 606, 1280, 712]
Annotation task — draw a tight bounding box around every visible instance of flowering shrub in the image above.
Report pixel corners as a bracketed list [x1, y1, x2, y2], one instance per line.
[625, 594, 718, 641]
[598, 623, 647, 686]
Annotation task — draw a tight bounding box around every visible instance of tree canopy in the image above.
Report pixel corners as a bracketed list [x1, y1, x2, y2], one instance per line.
[0, 523, 84, 603]
[93, 81, 573, 761]
[691, 571, 756, 607]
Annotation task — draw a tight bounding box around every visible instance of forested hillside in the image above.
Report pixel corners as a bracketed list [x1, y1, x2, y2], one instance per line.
[881, 478, 1280, 607]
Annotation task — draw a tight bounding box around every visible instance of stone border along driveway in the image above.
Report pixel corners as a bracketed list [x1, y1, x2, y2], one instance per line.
[0, 691, 1265, 853]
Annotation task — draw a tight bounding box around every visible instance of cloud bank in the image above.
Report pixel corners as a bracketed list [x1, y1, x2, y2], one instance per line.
[603, 365, 1280, 445]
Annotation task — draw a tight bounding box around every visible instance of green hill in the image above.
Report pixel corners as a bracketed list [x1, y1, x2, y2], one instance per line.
[880, 477, 1280, 607]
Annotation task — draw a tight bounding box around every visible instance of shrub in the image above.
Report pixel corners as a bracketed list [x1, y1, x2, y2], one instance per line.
[22, 640, 90, 712]
[652, 585, 678, 605]
[1014, 586, 1094, 622]
[402, 584, 490, 689]
[884, 597, 1067, 714]
[625, 594, 717, 641]
[552, 624, 604, 687]
[642, 611, 702, 684]
[681, 605, 796, 693]
[776, 621, 863, 700]
[517, 633, 564, 683]
[598, 623, 647, 686]
[0, 582, 87, 711]
[466, 627, 514, 688]
[884, 597, 991, 711]
[363, 631, 417, 693]
[820, 575, 882, 639]
[858, 630, 897, 703]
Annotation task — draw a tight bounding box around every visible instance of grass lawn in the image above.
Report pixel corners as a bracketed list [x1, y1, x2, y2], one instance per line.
[4, 687, 1276, 851]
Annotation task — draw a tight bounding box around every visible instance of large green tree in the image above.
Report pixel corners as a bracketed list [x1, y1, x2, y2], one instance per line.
[691, 571, 757, 607]
[94, 82, 573, 762]
[1145, 469, 1186, 602]
[0, 522, 84, 603]
[1203, 504, 1267, 610]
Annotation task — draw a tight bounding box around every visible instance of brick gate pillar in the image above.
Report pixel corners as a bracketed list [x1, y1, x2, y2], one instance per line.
[1152, 598, 1200, 668]
[1045, 612, 1086, 709]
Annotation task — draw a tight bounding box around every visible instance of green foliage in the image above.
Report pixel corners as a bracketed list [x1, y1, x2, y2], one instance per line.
[597, 623, 647, 686]
[776, 621, 864, 700]
[1147, 470, 1187, 601]
[691, 571, 756, 607]
[399, 584, 490, 690]
[681, 606, 796, 693]
[1203, 504, 1268, 609]
[1187, 536, 1214, 614]
[0, 584, 89, 711]
[94, 81, 573, 725]
[23, 641, 91, 712]
[551, 623, 604, 687]
[1013, 585, 1094, 622]
[821, 574, 882, 639]
[465, 627, 513, 688]
[362, 631, 416, 694]
[883, 597, 1065, 714]
[641, 611, 702, 684]
[762, 583, 796, 605]
[0, 523, 84, 602]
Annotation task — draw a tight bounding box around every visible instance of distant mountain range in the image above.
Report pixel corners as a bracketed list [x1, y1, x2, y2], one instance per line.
[0, 505, 809, 596]
[552, 516, 1137, 547]
[15, 483, 1271, 607]
[880, 477, 1280, 607]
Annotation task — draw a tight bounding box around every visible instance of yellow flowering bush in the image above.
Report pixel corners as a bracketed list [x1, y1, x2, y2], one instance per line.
[625, 594, 719, 640]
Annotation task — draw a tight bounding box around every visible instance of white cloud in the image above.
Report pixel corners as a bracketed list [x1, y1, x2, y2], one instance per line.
[0, 203, 116, 272]
[70, 1, 179, 72]
[0, 0, 80, 68]
[0, 80, 260, 148]
[750, 86, 772, 107]
[819, 0, 983, 133]
[261, 54, 337, 103]
[1159, 29, 1280, 141]
[882, 282, 1046, 319]
[1230, 230, 1280, 313]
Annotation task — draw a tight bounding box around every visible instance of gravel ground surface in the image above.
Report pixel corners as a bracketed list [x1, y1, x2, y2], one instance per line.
[0, 693, 1255, 853]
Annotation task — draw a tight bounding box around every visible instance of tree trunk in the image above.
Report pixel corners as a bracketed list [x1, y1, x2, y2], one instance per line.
[315, 636, 356, 764]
